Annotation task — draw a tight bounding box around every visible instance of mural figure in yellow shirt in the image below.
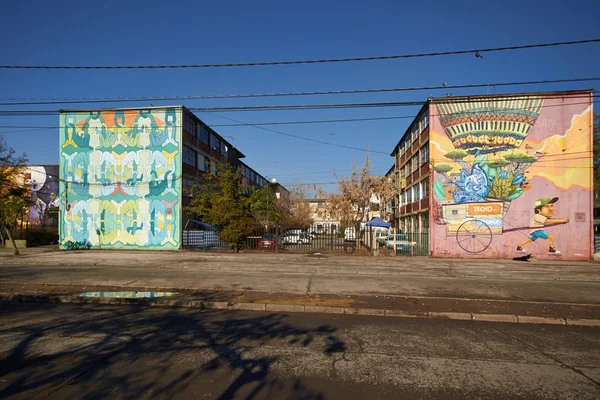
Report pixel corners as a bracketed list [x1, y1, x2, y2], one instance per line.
[516, 197, 569, 255]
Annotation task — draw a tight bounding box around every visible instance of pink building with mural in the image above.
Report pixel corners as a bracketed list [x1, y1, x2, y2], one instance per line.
[392, 90, 594, 260]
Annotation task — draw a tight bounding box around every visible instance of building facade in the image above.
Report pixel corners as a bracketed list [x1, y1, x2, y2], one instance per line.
[392, 90, 594, 260]
[58, 106, 270, 250]
[307, 199, 340, 234]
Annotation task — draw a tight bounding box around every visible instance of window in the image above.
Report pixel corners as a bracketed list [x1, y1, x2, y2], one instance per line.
[422, 182, 429, 199]
[420, 110, 429, 132]
[420, 144, 429, 166]
[198, 125, 209, 144]
[183, 177, 196, 188]
[221, 141, 228, 157]
[197, 154, 207, 172]
[210, 160, 217, 175]
[210, 134, 221, 151]
[412, 155, 418, 174]
[183, 114, 196, 137]
[183, 146, 196, 167]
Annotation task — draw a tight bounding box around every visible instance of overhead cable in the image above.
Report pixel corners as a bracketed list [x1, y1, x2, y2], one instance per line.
[1, 38, 598, 69]
[0, 77, 598, 105]
[199, 111, 390, 155]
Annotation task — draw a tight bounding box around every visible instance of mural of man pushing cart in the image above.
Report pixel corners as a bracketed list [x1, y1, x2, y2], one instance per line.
[516, 197, 569, 255]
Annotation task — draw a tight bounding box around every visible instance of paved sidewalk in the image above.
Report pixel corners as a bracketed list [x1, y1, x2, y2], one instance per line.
[1, 247, 600, 300]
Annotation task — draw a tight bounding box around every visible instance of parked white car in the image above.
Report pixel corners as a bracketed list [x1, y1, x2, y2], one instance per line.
[375, 230, 390, 246]
[283, 232, 311, 245]
[344, 227, 356, 241]
[385, 233, 411, 251]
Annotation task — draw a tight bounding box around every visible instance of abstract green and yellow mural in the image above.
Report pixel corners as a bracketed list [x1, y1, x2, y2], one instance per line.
[59, 107, 182, 250]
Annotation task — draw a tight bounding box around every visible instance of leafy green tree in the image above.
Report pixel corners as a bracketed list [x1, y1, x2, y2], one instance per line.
[0, 136, 30, 255]
[185, 165, 254, 252]
[249, 186, 280, 227]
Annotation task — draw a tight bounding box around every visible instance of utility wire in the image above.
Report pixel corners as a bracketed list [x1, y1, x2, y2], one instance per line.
[0, 116, 416, 130]
[0, 77, 598, 105]
[1, 38, 598, 69]
[200, 111, 390, 155]
[0, 93, 596, 116]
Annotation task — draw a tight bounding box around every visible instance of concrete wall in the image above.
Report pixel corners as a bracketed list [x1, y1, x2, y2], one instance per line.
[58, 108, 182, 250]
[430, 93, 593, 260]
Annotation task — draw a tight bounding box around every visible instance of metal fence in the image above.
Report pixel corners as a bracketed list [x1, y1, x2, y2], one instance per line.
[182, 224, 430, 256]
[182, 230, 227, 251]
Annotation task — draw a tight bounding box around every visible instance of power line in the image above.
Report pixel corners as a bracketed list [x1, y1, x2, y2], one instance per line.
[1, 38, 598, 70]
[0, 93, 596, 116]
[200, 111, 390, 155]
[1, 77, 598, 105]
[0, 127, 55, 135]
[0, 116, 416, 130]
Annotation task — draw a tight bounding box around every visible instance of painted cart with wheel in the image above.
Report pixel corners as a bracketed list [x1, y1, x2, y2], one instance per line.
[441, 201, 508, 253]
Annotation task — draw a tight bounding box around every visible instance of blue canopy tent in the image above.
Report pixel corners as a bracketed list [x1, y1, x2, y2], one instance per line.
[366, 217, 390, 228]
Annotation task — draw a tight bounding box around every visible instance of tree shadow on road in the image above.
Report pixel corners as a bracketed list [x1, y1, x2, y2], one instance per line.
[0, 303, 346, 399]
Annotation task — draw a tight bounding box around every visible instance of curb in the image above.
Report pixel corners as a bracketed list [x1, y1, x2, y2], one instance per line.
[2, 293, 598, 327]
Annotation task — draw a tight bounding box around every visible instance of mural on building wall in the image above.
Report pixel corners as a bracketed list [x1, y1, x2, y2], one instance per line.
[59, 108, 182, 250]
[18, 165, 60, 226]
[430, 94, 592, 260]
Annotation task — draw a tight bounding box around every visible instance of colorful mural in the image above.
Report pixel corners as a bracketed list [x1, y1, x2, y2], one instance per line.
[58, 107, 182, 250]
[430, 92, 593, 260]
[18, 165, 60, 226]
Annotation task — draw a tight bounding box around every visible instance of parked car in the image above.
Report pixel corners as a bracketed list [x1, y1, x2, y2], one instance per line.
[257, 234, 280, 250]
[375, 230, 391, 246]
[385, 233, 411, 251]
[287, 229, 314, 240]
[344, 227, 356, 241]
[283, 232, 311, 245]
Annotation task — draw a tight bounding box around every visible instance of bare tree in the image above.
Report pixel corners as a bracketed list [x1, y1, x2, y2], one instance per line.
[280, 187, 314, 228]
[322, 154, 389, 247]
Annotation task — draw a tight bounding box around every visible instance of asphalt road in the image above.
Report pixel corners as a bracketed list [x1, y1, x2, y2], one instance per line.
[0, 303, 599, 399]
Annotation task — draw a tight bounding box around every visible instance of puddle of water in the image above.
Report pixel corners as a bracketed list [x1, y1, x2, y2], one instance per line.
[79, 291, 179, 298]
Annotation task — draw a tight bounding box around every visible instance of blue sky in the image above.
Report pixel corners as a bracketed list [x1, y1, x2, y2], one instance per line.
[1, 0, 598, 193]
